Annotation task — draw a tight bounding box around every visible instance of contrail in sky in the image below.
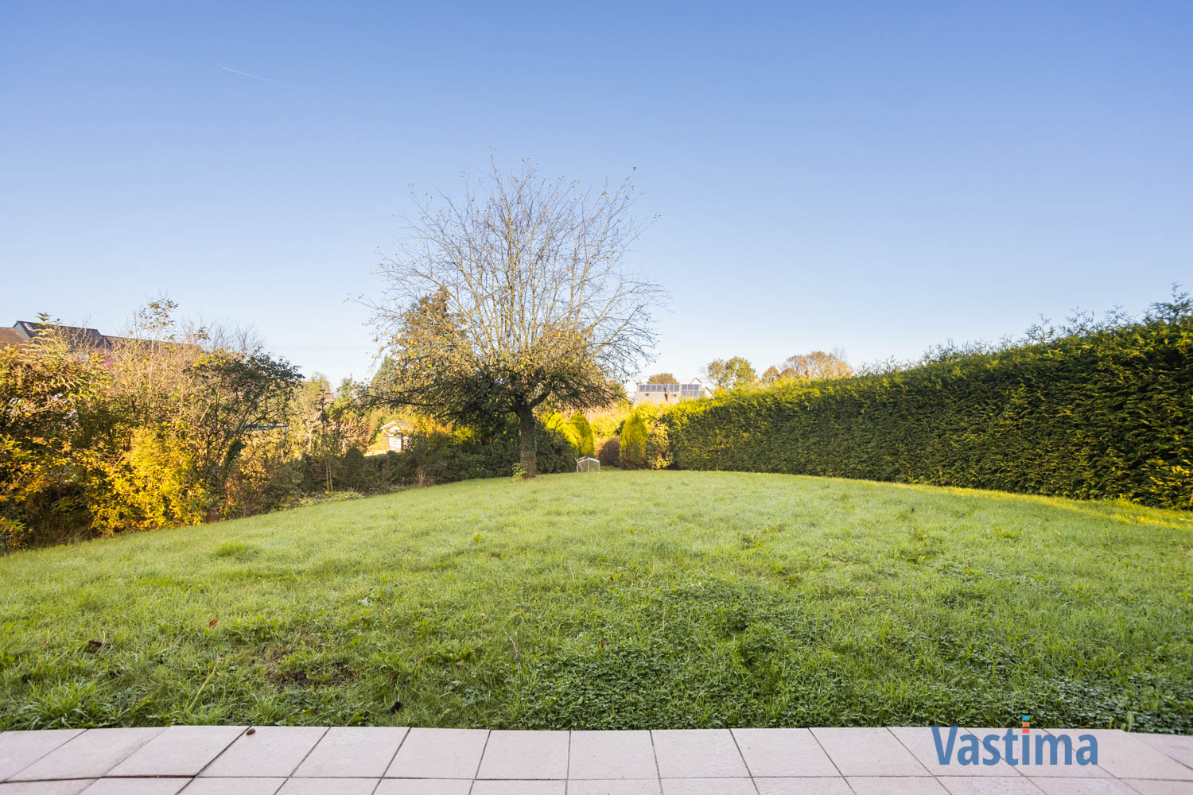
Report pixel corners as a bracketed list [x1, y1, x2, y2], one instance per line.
[221, 66, 281, 84]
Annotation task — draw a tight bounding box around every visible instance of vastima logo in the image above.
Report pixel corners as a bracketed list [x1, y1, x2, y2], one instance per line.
[931, 716, 1099, 767]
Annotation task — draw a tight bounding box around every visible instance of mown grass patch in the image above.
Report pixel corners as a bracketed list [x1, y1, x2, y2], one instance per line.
[1, 470, 1190, 731]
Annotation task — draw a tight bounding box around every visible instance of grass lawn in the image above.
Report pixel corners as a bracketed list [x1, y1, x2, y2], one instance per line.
[1, 470, 1191, 732]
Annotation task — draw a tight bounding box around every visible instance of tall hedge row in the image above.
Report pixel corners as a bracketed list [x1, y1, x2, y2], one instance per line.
[665, 307, 1193, 509]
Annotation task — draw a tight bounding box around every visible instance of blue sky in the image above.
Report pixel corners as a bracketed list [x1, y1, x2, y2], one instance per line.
[2, 1, 1190, 384]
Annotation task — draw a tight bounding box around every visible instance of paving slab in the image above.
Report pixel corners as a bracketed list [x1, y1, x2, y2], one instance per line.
[938, 778, 1047, 794]
[374, 779, 474, 795]
[475, 730, 568, 780]
[567, 780, 662, 795]
[1029, 779, 1138, 794]
[895, 727, 1024, 777]
[659, 778, 756, 795]
[812, 727, 928, 777]
[11, 729, 164, 781]
[292, 727, 407, 779]
[385, 727, 486, 779]
[1075, 730, 1193, 781]
[80, 780, 190, 795]
[0, 782, 95, 795]
[1139, 735, 1193, 770]
[275, 779, 379, 795]
[731, 727, 838, 778]
[0, 732, 85, 781]
[1120, 781, 1193, 795]
[107, 727, 244, 778]
[1011, 729, 1110, 780]
[753, 778, 854, 795]
[470, 782, 566, 795]
[651, 730, 749, 779]
[178, 778, 285, 795]
[569, 730, 657, 780]
[848, 778, 950, 794]
[2, 726, 1187, 792]
[199, 727, 326, 778]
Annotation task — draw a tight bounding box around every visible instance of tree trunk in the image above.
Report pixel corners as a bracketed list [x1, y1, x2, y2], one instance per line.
[516, 407, 537, 478]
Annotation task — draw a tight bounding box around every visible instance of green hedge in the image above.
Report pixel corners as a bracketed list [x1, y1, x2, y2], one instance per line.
[284, 418, 575, 498]
[665, 305, 1193, 509]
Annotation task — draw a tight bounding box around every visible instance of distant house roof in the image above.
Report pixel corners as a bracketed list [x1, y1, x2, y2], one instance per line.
[0, 327, 24, 348]
[380, 420, 413, 435]
[3, 320, 112, 351]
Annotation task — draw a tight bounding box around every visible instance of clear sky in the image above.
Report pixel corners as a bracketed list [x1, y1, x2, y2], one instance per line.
[3, 1, 1190, 384]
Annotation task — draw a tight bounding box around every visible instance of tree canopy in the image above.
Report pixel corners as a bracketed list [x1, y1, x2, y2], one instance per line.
[702, 356, 757, 391]
[369, 161, 665, 476]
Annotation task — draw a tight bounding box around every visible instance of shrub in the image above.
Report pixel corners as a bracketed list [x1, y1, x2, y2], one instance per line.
[619, 411, 649, 469]
[568, 413, 596, 456]
[88, 428, 206, 534]
[224, 434, 302, 517]
[590, 408, 628, 438]
[665, 298, 1193, 509]
[544, 413, 580, 457]
[597, 436, 621, 467]
[645, 422, 672, 470]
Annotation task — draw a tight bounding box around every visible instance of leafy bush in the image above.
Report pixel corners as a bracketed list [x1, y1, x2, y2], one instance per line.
[645, 421, 673, 470]
[666, 297, 1193, 509]
[619, 410, 649, 468]
[568, 413, 596, 456]
[544, 412, 580, 457]
[598, 436, 621, 467]
[88, 429, 206, 534]
[340, 417, 575, 490]
[589, 408, 628, 438]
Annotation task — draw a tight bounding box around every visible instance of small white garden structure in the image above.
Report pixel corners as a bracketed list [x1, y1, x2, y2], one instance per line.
[576, 456, 600, 472]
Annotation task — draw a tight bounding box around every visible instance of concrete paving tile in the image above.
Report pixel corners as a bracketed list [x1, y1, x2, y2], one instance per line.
[659, 779, 756, 795]
[374, 780, 474, 795]
[0, 782, 95, 795]
[753, 778, 854, 795]
[11, 730, 164, 781]
[179, 777, 286, 794]
[80, 780, 190, 795]
[198, 727, 325, 778]
[894, 727, 1023, 777]
[475, 730, 568, 780]
[293, 727, 407, 778]
[276, 780, 380, 795]
[569, 731, 657, 779]
[732, 727, 838, 777]
[847, 778, 950, 795]
[939, 779, 1046, 794]
[1073, 730, 1193, 781]
[650, 730, 748, 779]
[107, 727, 244, 778]
[384, 728, 487, 779]
[1138, 735, 1193, 770]
[0, 732, 85, 781]
[1029, 780, 1137, 794]
[470, 782, 566, 795]
[566, 780, 662, 795]
[811, 727, 928, 777]
[1119, 781, 1193, 795]
[1012, 729, 1109, 779]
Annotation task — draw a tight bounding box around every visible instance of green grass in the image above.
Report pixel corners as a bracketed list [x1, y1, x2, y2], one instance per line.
[1, 470, 1191, 732]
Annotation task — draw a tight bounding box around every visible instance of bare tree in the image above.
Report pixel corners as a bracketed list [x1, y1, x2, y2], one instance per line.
[369, 160, 666, 477]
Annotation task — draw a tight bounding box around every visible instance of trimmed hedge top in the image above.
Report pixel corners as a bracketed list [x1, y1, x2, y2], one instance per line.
[665, 302, 1193, 509]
